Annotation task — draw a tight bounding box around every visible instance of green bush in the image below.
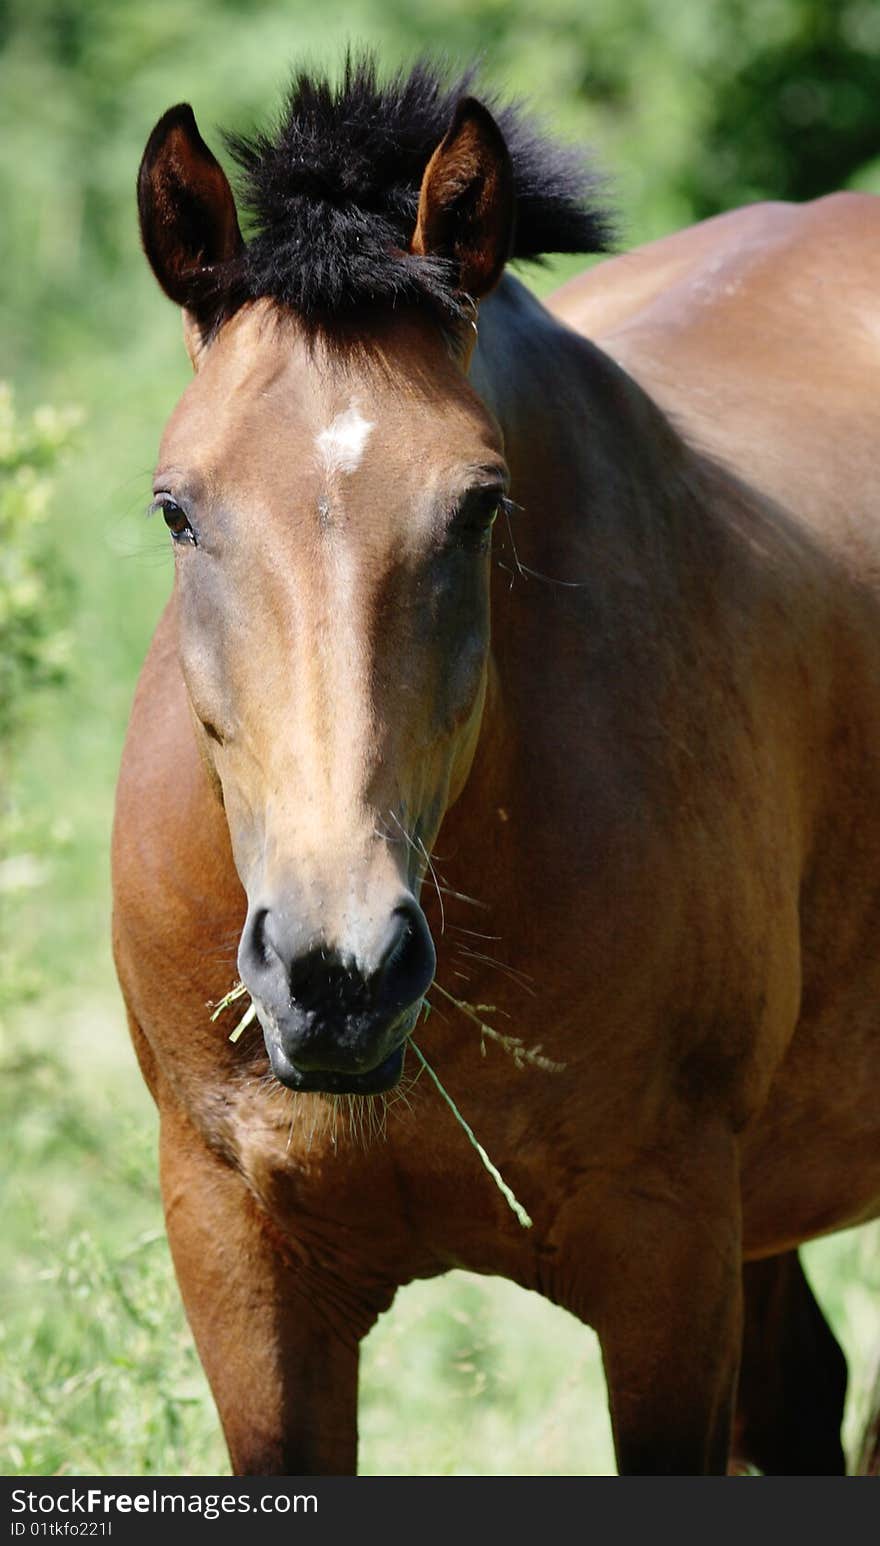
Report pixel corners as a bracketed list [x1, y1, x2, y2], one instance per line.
[1, 382, 79, 1014]
[0, 382, 78, 746]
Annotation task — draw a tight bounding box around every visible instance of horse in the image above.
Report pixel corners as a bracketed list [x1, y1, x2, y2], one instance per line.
[112, 55, 879, 1475]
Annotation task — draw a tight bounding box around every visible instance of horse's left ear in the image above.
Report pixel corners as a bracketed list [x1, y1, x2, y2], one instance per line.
[411, 97, 515, 300]
[138, 103, 243, 337]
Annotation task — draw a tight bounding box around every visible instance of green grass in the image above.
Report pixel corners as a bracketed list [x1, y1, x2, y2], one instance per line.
[2, 4, 878, 1477]
[1, 974, 877, 1476]
[0, 980, 613, 1477]
[0, 246, 623, 1478]
[2, 241, 877, 1489]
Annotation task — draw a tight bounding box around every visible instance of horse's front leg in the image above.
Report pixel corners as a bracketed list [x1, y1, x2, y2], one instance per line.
[590, 1127, 743, 1475]
[158, 1105, 389, 1476]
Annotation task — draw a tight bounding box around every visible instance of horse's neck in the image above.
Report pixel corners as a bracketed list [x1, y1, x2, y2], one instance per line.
[472, 274, 717, 650]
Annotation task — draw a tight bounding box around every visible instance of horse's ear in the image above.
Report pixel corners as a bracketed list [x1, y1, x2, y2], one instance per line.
[411, 97, 515, 300]
[138, 104, 243, 331]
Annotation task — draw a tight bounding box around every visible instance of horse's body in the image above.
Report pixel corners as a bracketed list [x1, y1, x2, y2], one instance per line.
[550, 192, 880, 1251]
[113, 68, 879, 1474]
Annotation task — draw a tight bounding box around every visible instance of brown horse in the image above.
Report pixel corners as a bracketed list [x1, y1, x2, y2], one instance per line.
[112, 57, 879, 1475]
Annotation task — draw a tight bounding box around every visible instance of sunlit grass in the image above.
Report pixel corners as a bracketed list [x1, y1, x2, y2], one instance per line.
[1, 983, 877, 1477]
[2, 9, 878, 1476]
[1, 985, 611, 1477]
[3, 257, 878, 1483]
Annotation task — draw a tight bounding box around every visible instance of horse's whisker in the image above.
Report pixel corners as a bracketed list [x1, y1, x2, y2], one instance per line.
[415, 831, 445, 935]
[436, 885, 489, 911]
[452, 944, 537, 995]
[448, 924, 502, 941]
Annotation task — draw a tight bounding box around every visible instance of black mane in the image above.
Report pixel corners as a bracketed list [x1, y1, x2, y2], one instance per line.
[223, 53, 614, 321]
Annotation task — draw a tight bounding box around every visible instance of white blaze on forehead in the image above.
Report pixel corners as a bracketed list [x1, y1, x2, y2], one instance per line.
[315, 403, 374, 477]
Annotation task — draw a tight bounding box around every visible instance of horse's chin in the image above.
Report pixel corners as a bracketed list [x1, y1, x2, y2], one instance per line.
[264, 1034, 407, 1096]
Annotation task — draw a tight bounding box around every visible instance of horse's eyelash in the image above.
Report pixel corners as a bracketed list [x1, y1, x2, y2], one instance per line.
[146, 493, 183, 520]
[459, 486, 509, 513]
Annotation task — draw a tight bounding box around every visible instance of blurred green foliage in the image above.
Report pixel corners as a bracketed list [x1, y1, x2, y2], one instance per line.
[2, 0, 879, 1476]
[4, 0, 880, 393]
[0, 384, 77, 745]
[0, 384, 78, 1019]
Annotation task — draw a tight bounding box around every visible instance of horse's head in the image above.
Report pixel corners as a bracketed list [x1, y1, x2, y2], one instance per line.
[138, 92, 515, 1094]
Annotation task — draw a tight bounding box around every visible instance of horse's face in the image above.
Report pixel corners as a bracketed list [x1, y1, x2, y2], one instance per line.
[154, 305, 506, 1092]
[140, 93, 515, 1093]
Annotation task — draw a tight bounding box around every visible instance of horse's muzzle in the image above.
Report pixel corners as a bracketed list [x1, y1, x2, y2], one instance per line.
[259, 1013, 414, 1094]
[238, 896, 436, 1093]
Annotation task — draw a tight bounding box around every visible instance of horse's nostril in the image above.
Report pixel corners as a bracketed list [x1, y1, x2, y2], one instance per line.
[382, 913, 414, 972]
[376, 900, 436, 1013]
[240, 905, 294, 983]
[239, 897, 434, 1040]
[248, 907, 271, 969]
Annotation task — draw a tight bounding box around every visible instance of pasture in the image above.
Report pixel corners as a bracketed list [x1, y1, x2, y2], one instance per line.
[2, 985, 877, 1473]
[2, 1, 879, 1476]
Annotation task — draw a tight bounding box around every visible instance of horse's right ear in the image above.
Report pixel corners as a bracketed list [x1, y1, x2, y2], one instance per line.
[138, 104, 243, 335]
[411, 97, 515, 301]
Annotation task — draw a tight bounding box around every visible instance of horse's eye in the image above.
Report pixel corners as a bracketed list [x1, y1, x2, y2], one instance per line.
[452, 487, 502, 551]
[153, 496, 197, 546]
